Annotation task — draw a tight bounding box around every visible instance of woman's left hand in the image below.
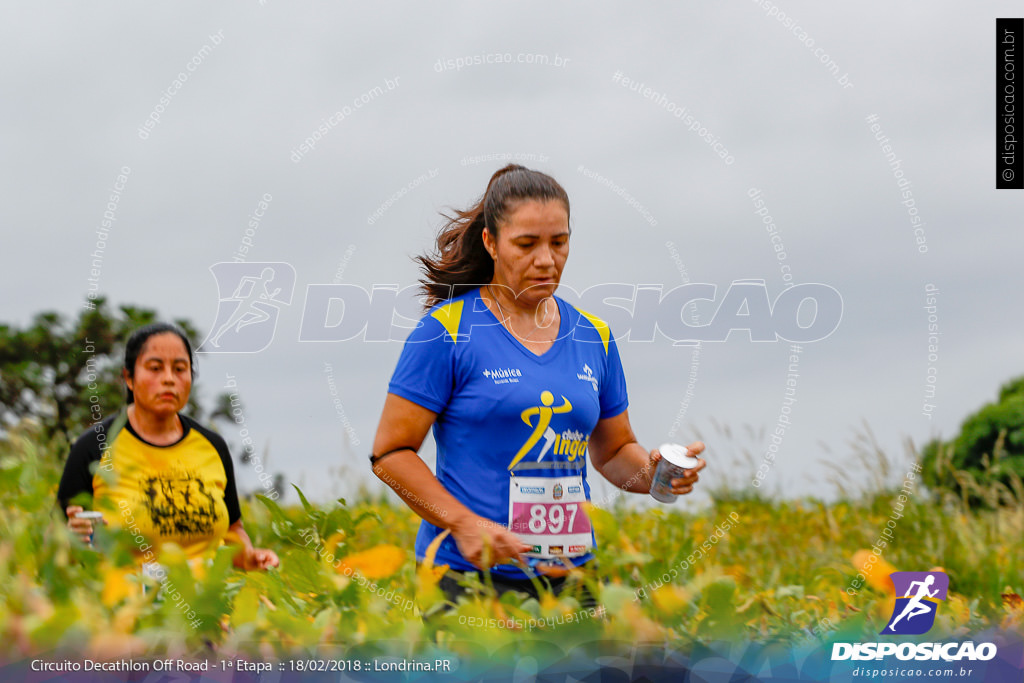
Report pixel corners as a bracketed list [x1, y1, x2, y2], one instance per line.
[233, 546, 280, 571]
[651, 440, 706, 495]
[226, 520, 279, 570]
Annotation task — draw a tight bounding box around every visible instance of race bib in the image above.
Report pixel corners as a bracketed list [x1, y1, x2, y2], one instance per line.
[508, 473, 592, 559]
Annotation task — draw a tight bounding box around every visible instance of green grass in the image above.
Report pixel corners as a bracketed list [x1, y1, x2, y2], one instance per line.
[1, 422, 1020, 662]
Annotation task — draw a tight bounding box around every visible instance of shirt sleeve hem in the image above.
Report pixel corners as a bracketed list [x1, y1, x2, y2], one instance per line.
[387, 385, 447, 414]
[599, 400, 629, 420]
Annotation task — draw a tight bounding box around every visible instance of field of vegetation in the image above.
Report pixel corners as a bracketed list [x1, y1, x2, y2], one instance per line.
[0, 422, 1021, 676]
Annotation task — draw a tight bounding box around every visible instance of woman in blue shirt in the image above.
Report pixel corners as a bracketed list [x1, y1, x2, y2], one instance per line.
[371, 164, 705, 605]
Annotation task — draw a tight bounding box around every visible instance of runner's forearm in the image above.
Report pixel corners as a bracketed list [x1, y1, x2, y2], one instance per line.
[372, 450, 479, 531]
[226, 520, 254, 551]
[593, 441, 655, 493]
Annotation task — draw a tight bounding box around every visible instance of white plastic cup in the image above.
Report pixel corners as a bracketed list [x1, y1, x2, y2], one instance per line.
[75, 510, 104, 545]
[650, 443, 701, 503]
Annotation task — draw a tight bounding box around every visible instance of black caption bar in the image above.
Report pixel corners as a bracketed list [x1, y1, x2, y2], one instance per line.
[997, 18, 1023, 189]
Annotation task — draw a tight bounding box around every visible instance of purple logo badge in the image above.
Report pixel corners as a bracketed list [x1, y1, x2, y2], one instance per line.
[881, 571, 949, 635]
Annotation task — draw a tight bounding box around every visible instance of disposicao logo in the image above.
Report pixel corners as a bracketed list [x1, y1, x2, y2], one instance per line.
[882, 570, 948, 635]
[831, 570, 998, 662]
[200, 263, 295, 353]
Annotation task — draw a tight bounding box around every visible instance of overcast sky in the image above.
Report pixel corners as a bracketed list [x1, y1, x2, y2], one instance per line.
[4, 2, 1022, 506]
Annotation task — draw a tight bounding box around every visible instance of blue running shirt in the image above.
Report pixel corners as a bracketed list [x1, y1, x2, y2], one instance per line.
[388, 288, 629, 579]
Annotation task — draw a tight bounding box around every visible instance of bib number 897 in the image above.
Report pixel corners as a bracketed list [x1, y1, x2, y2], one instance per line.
[528, 503, 578, 534]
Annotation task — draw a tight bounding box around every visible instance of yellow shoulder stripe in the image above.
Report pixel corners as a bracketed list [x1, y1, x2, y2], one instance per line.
[576, 308, 610, 354]
[431, 299, 464, 342]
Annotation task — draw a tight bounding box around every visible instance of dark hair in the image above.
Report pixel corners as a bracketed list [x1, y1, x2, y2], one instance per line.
[123, 322, 195, 404]
[416, 164, 570, 308]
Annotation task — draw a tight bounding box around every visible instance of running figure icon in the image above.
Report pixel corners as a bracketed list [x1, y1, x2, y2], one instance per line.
[208, 267, 281, 348]
[880, 570, 949, 635]
[200, 262, 295, 354]
[509, 391, 572, 469]
[888, 574, 938, 631]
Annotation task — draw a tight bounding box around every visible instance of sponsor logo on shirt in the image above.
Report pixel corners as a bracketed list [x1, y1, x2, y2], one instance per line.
[509, 391, 592, 469]
[577, 363, 598, 392]
[509, 391, 574, 469]
[554, 429, 589, 462]
[483, 367, 522, 384]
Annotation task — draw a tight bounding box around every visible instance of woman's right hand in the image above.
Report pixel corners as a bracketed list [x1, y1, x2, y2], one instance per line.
[66, 505, 99, 544]
[450, 515, 531, 571]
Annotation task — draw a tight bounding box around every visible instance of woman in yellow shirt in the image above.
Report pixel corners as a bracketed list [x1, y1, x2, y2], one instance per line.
[57, 322, 277, 571]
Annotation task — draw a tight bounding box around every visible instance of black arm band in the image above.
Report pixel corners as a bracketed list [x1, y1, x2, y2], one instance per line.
[369, 447, 415, 466]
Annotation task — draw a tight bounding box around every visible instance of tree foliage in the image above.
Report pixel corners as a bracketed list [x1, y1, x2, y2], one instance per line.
[0, 298, 208, 448]
[921, 375, 1024, 507]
